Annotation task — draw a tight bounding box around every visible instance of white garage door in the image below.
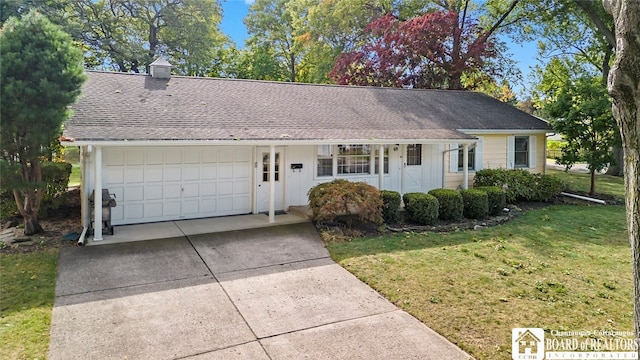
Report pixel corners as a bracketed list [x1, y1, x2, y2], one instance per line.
[103, 146, 252, 225]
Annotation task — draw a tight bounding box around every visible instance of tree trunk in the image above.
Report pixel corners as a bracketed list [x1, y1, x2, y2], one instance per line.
[23, 213, 43, 235]
[603, 0, 640, 346]
[12, 188, 43, 236]
[289, 51, 296, 82]
[605, 146, 624, 176]
[589, 169, 596, 196]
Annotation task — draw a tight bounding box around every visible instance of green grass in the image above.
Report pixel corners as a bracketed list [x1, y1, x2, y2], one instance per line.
[69, 163, 80, 187]
[0, 249, 59, 359]
[327, 205, 632, 359]
[547, 169, 626, 199]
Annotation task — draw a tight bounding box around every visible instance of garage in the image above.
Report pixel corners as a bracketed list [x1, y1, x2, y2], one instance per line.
[103, 146, 252, 225]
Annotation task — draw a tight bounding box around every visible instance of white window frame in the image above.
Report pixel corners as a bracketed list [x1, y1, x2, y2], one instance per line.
[316, 145, 333, 177]
[507, 135, 536, 169]
[316, 144, 393, 178]
[449, 138, 483, 173]
[337, 144, 371, 175]
[374, 144, 389, 174]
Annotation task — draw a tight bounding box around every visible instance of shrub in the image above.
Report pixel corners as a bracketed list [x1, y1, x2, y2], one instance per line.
[308, 179, 383, 225]
[0, 161, 72, 220]
[402, 192, 439, 225]
[380, 190, 401, 224]
[428, 189, 463, 220]
[531, 173, 564, 201]
[475, 186, 506, 216]
[0, 192, 17, 220]
[40, 161, 73, 215]
[460, 189, 489, 219]
[474, 169, 562, 203]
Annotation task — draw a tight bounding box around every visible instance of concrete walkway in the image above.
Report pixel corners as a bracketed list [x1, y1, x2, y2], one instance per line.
[49, 223, 471, 359]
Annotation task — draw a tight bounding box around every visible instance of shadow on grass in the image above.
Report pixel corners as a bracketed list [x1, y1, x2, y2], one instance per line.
[0, 249, 58, 318]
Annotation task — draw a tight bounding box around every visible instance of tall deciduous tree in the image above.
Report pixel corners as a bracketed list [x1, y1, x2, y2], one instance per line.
[329, 11, 499, 89]
[546, 76, 618, 195]
[535, 58, 619, 195]
[525, 0, 625, 176]
[42, 0, 227, 74]
[0, 11, 86, 235]
[603, 0, 640, 344]
[244, 0, 311, 82]
[301, 0, 385, 83]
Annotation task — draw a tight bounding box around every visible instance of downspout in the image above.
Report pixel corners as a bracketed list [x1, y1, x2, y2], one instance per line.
[93, 146, 103, 241]
[77, 227, 89, 246]
[78, 145, 90, 246]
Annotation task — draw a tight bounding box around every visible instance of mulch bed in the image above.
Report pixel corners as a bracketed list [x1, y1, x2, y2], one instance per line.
[0, 189, 81, 254]
[1, 189, 622, 253]
[314, 193, 620, 242]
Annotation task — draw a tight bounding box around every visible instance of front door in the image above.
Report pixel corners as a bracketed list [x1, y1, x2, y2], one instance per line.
[257, 147, 285, 212]
[402, 144, 423, 193]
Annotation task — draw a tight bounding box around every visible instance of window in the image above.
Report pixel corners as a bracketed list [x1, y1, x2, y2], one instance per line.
[514, 136, 529, 168]
[406, 144, 422, 166]
[262, 152, 280, 182]
[317, 145, 333, 177]
[337, 144, 371, 174]
[457, 146, 475, 171]
[374, 145, 389, 174]
[450, 140, 482, 173]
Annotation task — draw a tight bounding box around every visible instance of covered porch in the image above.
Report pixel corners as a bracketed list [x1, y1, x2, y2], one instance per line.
[82, 206, 311, 246]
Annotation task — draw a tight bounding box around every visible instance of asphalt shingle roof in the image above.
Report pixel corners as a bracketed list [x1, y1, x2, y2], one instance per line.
[63, 71, 551, 142]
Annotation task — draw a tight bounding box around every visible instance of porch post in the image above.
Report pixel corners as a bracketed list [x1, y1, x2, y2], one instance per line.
[93, 145, 103, 241]
[462, 143, 469, 190]
[269, 145, 276, 223]
[80, 146, 90, 228]
[378, 144, 384, 190]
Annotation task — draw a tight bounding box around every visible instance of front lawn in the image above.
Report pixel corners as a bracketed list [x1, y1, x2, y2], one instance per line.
[0, 249, 58, 359]
[69, 163, 81, 187]
[547, 168, 625, 199]
[327, 205, 632, 359]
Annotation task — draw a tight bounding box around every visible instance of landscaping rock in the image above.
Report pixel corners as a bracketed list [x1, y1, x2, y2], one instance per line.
[473, 225, 484, 231]
[15, 240, 34, 247]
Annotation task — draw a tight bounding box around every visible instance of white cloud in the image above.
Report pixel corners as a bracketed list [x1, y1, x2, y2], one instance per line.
[244, 0, 255, 4]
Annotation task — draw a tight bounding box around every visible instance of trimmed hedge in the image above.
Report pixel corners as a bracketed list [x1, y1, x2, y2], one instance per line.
[460, 189, 489, 219]
[308, 179, 383, 225]
[402, 192, 439, 225]
[474, 169, 563, 203]
[428, 189, 463, 220]
[475, 186, 506, 216]
[532, 174, 564, 201]
[380, 190, 401, 224]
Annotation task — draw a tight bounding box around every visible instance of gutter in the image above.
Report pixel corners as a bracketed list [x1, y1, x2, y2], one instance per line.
[61, 138, 479, 147]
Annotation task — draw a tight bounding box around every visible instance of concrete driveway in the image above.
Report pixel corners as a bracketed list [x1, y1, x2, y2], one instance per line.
[49, 222, 470, 359]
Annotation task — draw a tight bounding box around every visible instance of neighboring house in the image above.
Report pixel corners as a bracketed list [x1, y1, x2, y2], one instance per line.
[61, 59, 551, 240]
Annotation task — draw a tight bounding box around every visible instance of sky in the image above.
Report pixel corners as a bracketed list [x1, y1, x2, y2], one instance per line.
[219, 0, 542, 98]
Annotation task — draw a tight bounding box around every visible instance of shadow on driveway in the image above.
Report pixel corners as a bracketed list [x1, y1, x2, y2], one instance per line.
[49, 222, 470, 360]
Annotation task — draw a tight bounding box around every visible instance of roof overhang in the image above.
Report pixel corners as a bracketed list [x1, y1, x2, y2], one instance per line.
[458, 129, 551, 135]
[61, 137, 480, 147]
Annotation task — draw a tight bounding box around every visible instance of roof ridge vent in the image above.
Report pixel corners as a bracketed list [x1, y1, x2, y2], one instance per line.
[150, 58, 172, 79]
